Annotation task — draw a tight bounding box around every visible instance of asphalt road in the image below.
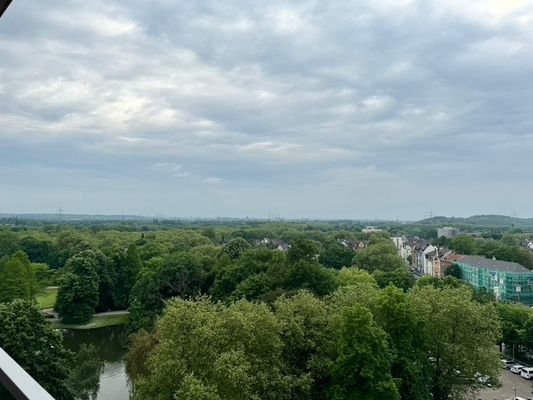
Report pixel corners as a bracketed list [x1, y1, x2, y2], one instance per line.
[479, 369, 533, 400]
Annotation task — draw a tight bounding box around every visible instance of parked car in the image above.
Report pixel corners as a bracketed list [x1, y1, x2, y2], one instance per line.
[501, 358, 514, 369]
[510, 364, 526, 374]
[521, 367, 533, 379]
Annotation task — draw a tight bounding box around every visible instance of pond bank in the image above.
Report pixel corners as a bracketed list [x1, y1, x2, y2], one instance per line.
[50, 310, 129, 330]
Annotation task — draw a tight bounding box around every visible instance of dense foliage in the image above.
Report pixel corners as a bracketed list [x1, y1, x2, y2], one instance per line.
[127, 283, 500, 400]
[0, 218, 529, 399]
[0, 300, 74, 400]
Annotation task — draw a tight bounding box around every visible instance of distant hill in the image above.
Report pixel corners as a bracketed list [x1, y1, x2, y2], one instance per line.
[419, 214, 533, 229]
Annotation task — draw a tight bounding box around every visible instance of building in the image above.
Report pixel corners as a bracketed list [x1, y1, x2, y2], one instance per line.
[391, 236, 412, 261]
[411, 243, 442, 277]
[362, 226, 383, 234]
[439, 251, 464, 275]
[455, 255, 533, 305]
[437, 227, 460, 239]
[339, 239, 368, 252]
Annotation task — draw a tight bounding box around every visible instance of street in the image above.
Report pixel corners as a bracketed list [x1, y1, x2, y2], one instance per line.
[479, 369, 533, 400]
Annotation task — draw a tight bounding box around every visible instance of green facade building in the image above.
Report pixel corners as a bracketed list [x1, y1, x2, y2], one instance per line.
[455, 256, 533, 305]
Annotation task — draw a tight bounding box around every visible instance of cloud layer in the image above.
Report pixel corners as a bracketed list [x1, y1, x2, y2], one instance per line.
[1, 0, 533, 219]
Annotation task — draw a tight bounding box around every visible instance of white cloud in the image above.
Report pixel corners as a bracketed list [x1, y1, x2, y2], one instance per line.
[1, 0, 533, 218]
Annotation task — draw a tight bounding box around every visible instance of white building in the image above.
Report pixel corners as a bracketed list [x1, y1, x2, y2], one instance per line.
[362, 226, 383, 234]
[391, 236, 412, 261]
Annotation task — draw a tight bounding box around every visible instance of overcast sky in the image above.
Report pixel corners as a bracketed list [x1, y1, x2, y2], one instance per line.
[1, 0, 532, 219]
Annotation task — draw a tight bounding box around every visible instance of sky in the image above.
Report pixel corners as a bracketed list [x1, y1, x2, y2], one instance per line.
[1, 0, 533, 220]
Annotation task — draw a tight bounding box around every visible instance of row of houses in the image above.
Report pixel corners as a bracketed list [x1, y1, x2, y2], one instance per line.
[391, 236, 533, 305]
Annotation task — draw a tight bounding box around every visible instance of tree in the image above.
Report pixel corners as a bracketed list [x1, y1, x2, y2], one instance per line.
[496, 303, 530, 351]
[410, 286, 501, 400]
[330, 304, 400, 400]
[128, 298, 289, 400]
[56, 252, 99, 323]
[0, 300, 74, 400]
[230, 273, 273, 301]
[284, 261, 337, 296]
[112, 244, 143, 309]
[449, 236, 477, 255]
[374, 287, 431, 400]
[220, 238, 251, 260]
[211, 249, 283, 301]
[354, 242, 405, 273]
[472, 287, 495, 304]
[336, 268, 378, 289]
[416, 275, 464, 289]
[19, 236, 57, 267]
[0, 230, 20, 258]
[0, 251, 40, 303]
[373, 267, 415, 292]
[128, 252, 206, 331]
[287, 238, 319, 264]
[319, 241, 354, 270]
[445, 263, 463, 279]
[274, 291, 335, 400]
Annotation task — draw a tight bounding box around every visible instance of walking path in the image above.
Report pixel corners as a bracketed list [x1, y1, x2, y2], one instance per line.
[47, 310, 130, 330]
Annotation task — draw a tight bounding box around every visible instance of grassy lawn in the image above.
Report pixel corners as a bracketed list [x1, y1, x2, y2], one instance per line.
[36, 286, 58, 310]
[50, 313, 129, 330]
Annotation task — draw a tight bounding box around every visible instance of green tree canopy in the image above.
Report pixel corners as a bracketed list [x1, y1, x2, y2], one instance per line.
[354, 242, 405, 272]
[129, 298, 289, 400]
[287, 238, 319, 264]
[411, 286, 501, 400]
[0, 300, 74, 400]
[319, 241, 354, 270]
[0, 251, 40, 303]
[55, 252, 100, 323]
[330, 304, 400, 400]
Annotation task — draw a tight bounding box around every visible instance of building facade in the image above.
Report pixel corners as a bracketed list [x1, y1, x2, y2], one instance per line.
[455, 256, 533, 305]
[391, 236, 412, 261]
[437, 227, 460, 239]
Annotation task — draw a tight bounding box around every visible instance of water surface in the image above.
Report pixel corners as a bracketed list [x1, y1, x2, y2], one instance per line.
[63, 326, 131, 400]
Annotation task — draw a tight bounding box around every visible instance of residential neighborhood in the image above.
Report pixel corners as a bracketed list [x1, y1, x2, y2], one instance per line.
[392, 230, 533, 306]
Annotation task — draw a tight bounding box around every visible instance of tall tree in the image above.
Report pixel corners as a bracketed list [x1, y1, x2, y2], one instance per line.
[0, 300, 74, 400]
[0, 251, 40, 303]
[128, 252, 205, 331]
[373, 267, 415, 292]
[410, 286, 501, 400]
[354, 242, 405, 272]
[220, 238, 251, 260]
[112, 244, 143, 309]
[374, 286, 431, 400]
[284, 260, 337, 296]
[330, 304, 400, 400]
[319, 241, 354, 270]
[274, 291, 335, 400]
[56, 252, 99, 323]
[128, 298, 289, 400]
[287, 238, 319, 264]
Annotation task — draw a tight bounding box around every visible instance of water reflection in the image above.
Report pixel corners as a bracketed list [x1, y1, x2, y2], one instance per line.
[62, 326, 131, 400]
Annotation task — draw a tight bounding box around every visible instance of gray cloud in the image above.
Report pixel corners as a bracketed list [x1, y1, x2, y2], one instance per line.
[1, 0, 533, 218]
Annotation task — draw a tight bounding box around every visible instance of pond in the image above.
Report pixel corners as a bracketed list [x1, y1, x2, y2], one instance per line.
[62, 326, 131, 400]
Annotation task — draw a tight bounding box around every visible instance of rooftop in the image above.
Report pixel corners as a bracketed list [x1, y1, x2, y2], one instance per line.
[459, 255, 532, 273]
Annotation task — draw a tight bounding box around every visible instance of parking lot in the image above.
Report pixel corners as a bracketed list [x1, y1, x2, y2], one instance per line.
[479, 369, 533, 400]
